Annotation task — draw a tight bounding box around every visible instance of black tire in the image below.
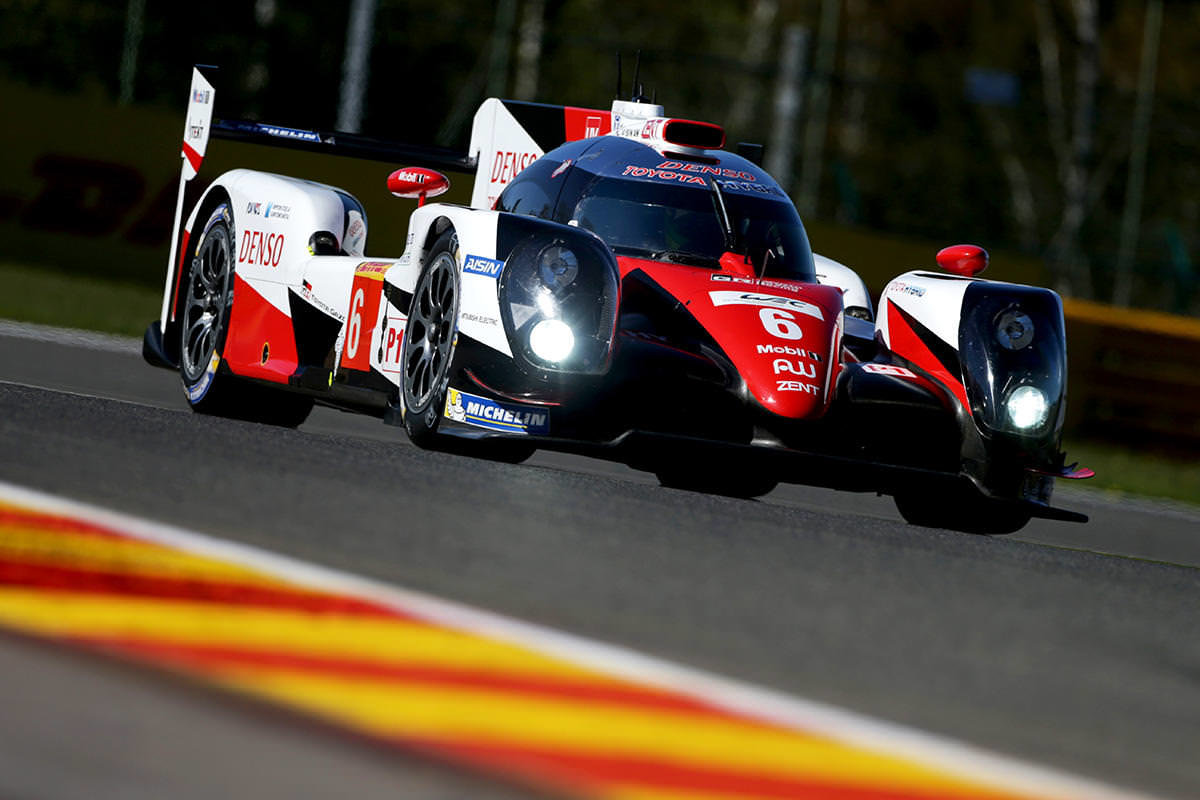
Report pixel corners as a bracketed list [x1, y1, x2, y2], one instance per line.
[178, 203, 313, 428]
[655, 461, 778, 499]
[893, 482, 1032, 534]
[401, 230, 461, 448]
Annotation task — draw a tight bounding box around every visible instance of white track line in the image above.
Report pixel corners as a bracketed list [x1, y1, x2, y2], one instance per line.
[0, 479, 1159, 800]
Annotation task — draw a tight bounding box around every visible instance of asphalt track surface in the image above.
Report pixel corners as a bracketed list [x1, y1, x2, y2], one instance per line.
[1, 325, 1198, 799]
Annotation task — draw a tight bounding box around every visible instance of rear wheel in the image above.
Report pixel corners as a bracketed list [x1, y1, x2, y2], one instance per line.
[893, 481, 1031, 534]
[179, 203, 313, 427]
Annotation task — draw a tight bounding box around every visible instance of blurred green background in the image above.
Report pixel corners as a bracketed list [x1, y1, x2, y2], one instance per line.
[0, 0, 1196, 502]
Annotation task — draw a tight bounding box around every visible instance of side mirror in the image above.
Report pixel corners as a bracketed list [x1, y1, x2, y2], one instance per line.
[387, 167, 449, 207]
[936, 244, 988, 277]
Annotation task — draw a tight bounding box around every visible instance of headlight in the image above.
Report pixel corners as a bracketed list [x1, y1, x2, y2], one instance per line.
[528, 318, 575, 362]
[497, 223, 619, 374]
[537, 245, 579, 291]
[1005, 385, 1049, 430]
[995, 307, 1034, 350]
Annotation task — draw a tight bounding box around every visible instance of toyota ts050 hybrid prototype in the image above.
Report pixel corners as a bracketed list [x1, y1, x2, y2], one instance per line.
[144, 67, 1093, 534]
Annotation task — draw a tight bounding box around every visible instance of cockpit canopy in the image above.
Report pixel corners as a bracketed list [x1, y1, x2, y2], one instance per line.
[495, 136, 817, 283]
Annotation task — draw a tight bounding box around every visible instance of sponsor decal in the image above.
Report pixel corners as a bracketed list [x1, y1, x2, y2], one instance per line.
[354, 261, 391, 279]
[187, 118, 205, 141]
[192, 89, 211, 104]
[444, 388, 549, 435]
[246, 202, 263, 216]
[376, 307, 407, 375]
[709, 291, 823, 320]
[392, 169, 431, 185]
[265, 202, 292, 221]
[756, 344, 822, 361]
[656, 161, 758, 180]
[491, 151, 539, 185]
[889, 282, 926, 298]
[187, 352, 221, 402]
[710, 274, 802, 293]
[776, 380, 821, 395]
[862, 363, 918, 379]
[461, 312, 500, 327]
[550, 159, 573, 179]
[257, 124, 321, 143]
[773, 358, 817, 378]
[463, 254, 504, 278]
[585, 116, 603, 137]
[238, 230, 285, 267]
[342, 212, 365, 256]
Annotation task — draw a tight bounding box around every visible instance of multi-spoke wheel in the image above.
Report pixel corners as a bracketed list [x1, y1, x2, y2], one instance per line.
[179, 205, 236, 411]
[178, 202, 312, 427]
[401, 230, 460, 447]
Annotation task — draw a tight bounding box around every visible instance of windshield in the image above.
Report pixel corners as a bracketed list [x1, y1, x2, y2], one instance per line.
[565, 176, 816, 281]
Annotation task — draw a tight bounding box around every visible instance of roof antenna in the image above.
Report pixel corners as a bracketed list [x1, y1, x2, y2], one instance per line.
[631, 50, 644, 102]
[615, 52, 622, 100]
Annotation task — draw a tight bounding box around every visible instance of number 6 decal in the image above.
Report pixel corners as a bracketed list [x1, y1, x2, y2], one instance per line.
[760, 307, 803, 340]
[345, 288, 365, 359]
[340, 263, 388, 371]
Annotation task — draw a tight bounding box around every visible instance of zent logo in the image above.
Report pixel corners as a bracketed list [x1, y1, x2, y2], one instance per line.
[777, 380, 820, 394]
[463, 254, 504, 278]
[238, 230, 284, 267]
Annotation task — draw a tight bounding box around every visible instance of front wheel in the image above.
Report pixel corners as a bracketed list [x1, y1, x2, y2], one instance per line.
[401, 230, 460, 448]
[893, 482, 1031, 534]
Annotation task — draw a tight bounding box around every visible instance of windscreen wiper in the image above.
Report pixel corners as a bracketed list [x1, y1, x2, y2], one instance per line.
[708, 177, 737, 254]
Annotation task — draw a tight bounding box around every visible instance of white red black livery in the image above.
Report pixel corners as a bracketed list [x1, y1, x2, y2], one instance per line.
[145, 67, 1092, 533]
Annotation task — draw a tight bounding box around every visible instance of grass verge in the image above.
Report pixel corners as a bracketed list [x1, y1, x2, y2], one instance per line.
[1062, 439, 1200, 508]
[0, 261, 160, 339]
[0, 261, 1195, 507]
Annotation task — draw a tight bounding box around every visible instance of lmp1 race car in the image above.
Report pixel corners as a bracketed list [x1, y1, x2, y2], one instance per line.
[144, 67, 1092, 533]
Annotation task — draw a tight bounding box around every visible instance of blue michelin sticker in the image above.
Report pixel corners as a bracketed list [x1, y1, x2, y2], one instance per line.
[463, 254, 504, 278]
[444, 388, 549, 435]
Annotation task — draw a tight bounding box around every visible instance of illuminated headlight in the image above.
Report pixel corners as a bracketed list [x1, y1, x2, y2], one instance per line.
[995, 308, 1034, 350]
[537, 245, 579, 290]
[528, 318, 575, 363]
[1005, 385, 1049, 430]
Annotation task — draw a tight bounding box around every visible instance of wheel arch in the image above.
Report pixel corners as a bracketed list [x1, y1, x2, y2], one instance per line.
[164, 185, 234, 364]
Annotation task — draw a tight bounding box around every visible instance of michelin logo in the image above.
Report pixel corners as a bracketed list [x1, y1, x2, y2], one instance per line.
[463, 254, 504, 278]
[444, 388, 549, 435]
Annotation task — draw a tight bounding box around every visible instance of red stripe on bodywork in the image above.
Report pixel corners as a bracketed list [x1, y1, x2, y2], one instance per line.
[181, 140, 203, 173]
[169, 228, 191, 322]
[886, 303, 969, 412]
[0, 559, 411, 620]
[223, 274, 299, 383]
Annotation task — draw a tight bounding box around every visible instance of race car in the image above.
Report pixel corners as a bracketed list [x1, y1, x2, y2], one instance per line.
[144, 66, 1093, 533]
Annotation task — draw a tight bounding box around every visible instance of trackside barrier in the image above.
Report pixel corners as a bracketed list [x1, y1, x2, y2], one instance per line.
[1063, 299, 1200, 452]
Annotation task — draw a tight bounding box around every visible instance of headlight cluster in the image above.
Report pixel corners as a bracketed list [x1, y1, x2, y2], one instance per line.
[499, 230, 619, 373]
[959, 287, 1066, 441]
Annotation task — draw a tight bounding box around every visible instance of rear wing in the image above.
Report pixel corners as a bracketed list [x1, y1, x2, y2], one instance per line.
[466, 99, 611, 209]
